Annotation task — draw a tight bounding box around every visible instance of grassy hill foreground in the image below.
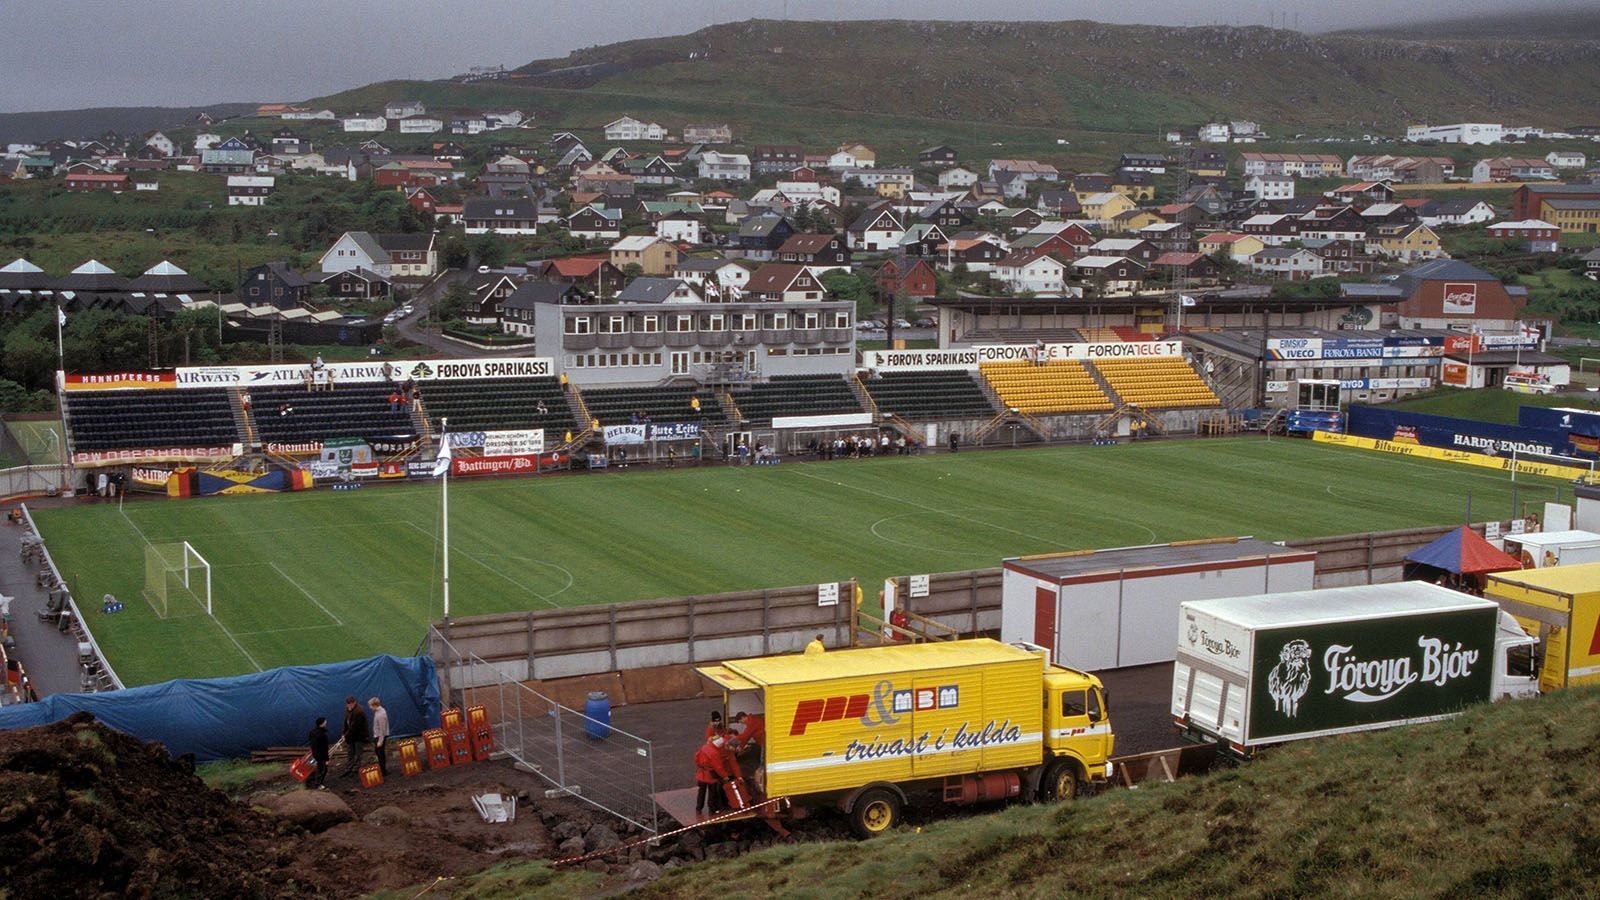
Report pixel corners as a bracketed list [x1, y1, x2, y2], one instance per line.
[418, 685, 1600, 899]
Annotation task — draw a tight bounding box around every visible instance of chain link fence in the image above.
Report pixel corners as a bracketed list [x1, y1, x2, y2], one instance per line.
[427, 628, 658, 833]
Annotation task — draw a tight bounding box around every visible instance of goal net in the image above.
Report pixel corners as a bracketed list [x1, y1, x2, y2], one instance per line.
[144, 542, 212, 618]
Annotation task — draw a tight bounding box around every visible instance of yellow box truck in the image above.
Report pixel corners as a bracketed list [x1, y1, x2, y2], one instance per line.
[696, 638, 1113, 837]
[1486, 562, 1600, 692]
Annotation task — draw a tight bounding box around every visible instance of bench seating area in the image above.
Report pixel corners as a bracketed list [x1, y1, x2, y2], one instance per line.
[979, 361, 1113, 414]
[65, 389, 238, 452]
[1094, 357, 1219, 409]
[729, 375, 864, 426]
[580, 384, 725, 426]
[863, 371, 997, 420]
[252, 383, 415, 444]
[416, 377, 577, 437]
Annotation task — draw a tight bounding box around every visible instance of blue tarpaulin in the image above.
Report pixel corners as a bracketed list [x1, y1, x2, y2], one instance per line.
[0, 654, 440, 761]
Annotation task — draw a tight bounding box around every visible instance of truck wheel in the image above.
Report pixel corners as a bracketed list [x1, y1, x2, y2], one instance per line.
[1042, 760, 1080, 802]
[849, 788, 902, 838]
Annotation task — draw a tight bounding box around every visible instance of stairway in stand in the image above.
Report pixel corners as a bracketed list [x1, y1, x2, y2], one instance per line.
[230, 387, 257, 449]
[1082, 361, 1124, 408]
[718, 391, 743, 425]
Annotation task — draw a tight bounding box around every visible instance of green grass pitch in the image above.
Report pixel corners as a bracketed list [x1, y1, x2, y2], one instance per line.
[31, 437, 1574, 686]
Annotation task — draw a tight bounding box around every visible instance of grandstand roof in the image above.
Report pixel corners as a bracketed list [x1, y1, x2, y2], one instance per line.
[0, 258, 50, 290]
[128, 260, 211, 293]
[53, 259, 131, 292]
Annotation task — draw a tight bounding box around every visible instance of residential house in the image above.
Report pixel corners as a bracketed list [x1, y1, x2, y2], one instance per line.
[938, 166, 979, 189]
[1583, 248, 1600, 279]
[1118, 153, 1167, 174]
[1110, 209, 1163, 233]
[430, 141, 468, 161]
[919, 145, 959, 167]
[1301, 239, 1373, 275]
[734, 213, 795, 260]
[398, 115, 444, 134]
[406, 187, 437, 216]
[1426, 199, 1498, 227]
[829, 143, 876, 169]
[843, 167, 915, 193]
[1239, 213, 1301, 246]
[917, 199, 971, 229]
[604, 116, 667, 141]
[1012, 223, 1095, 258]
[745, 264, 825, 302]
[539, 257, 626, 296]
[610, 235, 680, 276]
[1486, 220, 1561, 253]
[241, 262, 311, 309]
[698, 151, 752, 182]
[1249, 247, 1323, 281]
[65, 172, 127, 192]
[683, 124, 733, 144]
[1246, 174, 1294, 201]
[143, 131, 178, 157]
[317, 267, 390, 301]
[1327, 181, 1396, 205]
[1071, 256, 1147, 294]
[1035, 190, 1082, 218]
[1197, 233, 1266, 261]
[318, 231, 436, 279]
[270, 129, 308, 155]
[226, 175, 274, 206]
[777, 233, 851, 272]
[1373, 222, 1444, 262]
[574, 165, 636, 196]
[1111, 171, 1157, 202]
[463, 198, 539, 235]
[1547, 150, 1587, 170]
[486, 155, 532, 176]
[1297, 206, 1369, 242]
[501, 282, 585, 337]
[937, 238, 1007, 272]
[656, 213, 703, 245]
[994, 249, 1069, 295]
[1135, 222, 1191, 253]
[1087, 238, 1159, 264]
[1079, 192, 1136, 225]
[675, 257, 750, 300]
[1359, 202, 1419, 229]
[1183, 149, 1227, 177]
[1537, 198, 1600, 234]
[996, 208, 1045, 233]
[898, 223, 950, 258]
[989, 159, 1060, 184]
[384, 100, 426, 119]
[564, 206, 624, 240]
[1472, 157, 1556, 183]
[342, 115, 389, 133]
[200, 136, 256, 173]
[482, 109, 526, 129]
[874, 258, 938, 299]
[623, 155, 680, 186]
[754, 145, 805, 175]
[615, 277, 703, 304]
[1240, 152, 1343, 178]
[1150, 252, 1222, 283]
[847, 204, 905, 251]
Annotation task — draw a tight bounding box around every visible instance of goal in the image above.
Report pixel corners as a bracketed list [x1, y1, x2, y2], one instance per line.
[144, 542, 212, 618]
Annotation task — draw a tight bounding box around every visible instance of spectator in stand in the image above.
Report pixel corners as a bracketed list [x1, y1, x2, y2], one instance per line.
[338, 695, 369, 778]
[388, 391, 401, 412]
[368, 697, 390, 778]
[240, 391, 252, 412]
[536, 399, 548, 416]
[306, 717, 330, 791]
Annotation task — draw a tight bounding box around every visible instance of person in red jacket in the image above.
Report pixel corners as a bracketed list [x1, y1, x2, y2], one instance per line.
[694, 733, 731, 816]
[730, 711, 766, 769]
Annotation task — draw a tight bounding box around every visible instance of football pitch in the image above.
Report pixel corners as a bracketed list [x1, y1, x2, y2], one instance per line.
[31, 437, 1573, 686]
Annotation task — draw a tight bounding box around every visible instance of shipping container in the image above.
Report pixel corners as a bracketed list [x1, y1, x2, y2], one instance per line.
[1172, 582, 1537, 757]
[1487, 562, 1600, 692]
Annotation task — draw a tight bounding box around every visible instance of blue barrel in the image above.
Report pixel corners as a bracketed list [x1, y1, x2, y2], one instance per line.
[584, 691, 612, 740]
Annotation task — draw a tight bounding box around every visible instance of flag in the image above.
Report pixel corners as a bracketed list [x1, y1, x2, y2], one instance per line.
[430, 432, 452, 477]
[1180, 294, 1197, 307]
[57, 307, 66, 327]
[1520, 323, 1541, 340]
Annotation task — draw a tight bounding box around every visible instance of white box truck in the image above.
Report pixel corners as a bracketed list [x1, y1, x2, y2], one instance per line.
[1502, 530, 1600, 569]
[1172, 582, 1538, 758]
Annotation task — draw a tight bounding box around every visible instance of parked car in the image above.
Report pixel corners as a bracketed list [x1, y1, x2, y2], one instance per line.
[894, 318, 912, 328]
[915, 317, 936, 328]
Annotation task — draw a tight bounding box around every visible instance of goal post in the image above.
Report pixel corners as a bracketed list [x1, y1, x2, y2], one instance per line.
[143, 541, 212, 618]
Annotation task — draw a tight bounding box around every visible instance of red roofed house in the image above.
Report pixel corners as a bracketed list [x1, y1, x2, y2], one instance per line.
[1150, 251, 1223, 283]
[66, 172, 129, 193]
[1486, 219, 1561, 253]
[538, 256, 625, 296]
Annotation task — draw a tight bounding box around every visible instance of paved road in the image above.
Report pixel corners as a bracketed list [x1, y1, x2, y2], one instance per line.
[391, 269, 536, 360]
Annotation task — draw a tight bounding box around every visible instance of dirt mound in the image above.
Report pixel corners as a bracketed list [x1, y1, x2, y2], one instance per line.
[0, 712, 334, 899]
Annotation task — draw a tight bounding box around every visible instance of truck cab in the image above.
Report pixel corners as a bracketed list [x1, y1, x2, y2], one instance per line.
[1494, 610, 1541, 700]
[1042, 666, 1115, 791]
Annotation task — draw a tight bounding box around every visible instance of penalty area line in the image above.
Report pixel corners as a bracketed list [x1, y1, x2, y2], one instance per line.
[269, 561, 345, 626]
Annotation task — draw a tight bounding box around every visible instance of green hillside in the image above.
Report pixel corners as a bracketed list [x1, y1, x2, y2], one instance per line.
[430, 684, 1600, 899]
[314, 19, 1600, 142]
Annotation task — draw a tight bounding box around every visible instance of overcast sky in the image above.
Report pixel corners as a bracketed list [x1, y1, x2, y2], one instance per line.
[0, 0, 1586, 112]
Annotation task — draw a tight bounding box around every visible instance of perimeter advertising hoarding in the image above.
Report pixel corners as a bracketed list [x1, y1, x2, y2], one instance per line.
[1347, 406, 1581, 459]
[861, 341, 1181, 371]
[1246, 607, 1495, 743]
[171, 357, 553, 388]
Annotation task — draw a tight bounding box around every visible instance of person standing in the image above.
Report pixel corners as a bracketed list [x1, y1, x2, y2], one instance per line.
[694, 733, 731, 816]
[368, 697, 390, 779]
[805, 633, 826, 655]
[307, 717, 330, 791]
[731, 711, 765, 769]
[339, 695, 369, 778]
[705, 710, 724, 739]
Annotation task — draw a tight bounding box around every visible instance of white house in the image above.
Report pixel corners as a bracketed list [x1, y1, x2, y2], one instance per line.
[698, 151, 751, 182]
[775, 181, 841, 206]
[320, 231, 391, 276]
[656, 215, 702, 244]
[384, 100, 426, 119]
[283, 109, 336, 120]
[1245, 174, 1294, 201]
[226, 175, 275, 206]
[1425, 200, 1498, 227]
[994, 249, 1068, 295]
[463, 198, 539, 235]
[1198, 123, 1231, 143]
[938, 167, 979, 189]
[828, 144, 876, 169]
[847, 205, 906, 251]
[342, 115, 388, 133]
[1249, 247, 1323, 281]
[398, 116, 444, 134]
[604, 116, 667, 141]
[483, 109, 526, 129]
[1546, 150, 1587, 169]
[842, 168, 914, 190]
[143, 131, 178, 157]
[192, 133, 222, 151]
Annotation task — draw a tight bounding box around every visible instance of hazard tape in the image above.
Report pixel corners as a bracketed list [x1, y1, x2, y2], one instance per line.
[550, 796, 788, 867]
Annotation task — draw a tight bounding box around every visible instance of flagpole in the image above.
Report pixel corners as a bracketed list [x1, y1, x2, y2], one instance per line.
[441, 416, 450, 621]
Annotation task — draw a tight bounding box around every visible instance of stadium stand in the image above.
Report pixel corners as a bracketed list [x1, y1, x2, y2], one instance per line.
[862, 371, 998, 420]
[1075, 326, 1121, 342]
[729, 375, 864, 425]
[959, 327, 1084, 344]
[1093, 357, 1220, 409]
[63, 389, 237, 452]
[415, 376, 577, 437]
[1110, 326, 1155, 342]
[580, 384, 726, 426]
[979, 361, 1114, 414]
[252, 383, 415, 443]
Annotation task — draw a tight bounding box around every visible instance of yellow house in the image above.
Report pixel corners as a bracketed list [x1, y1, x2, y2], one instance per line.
[1540, 199, 1600, 233]
[609, 235, 680, 276]
[1197, 232, 1265, 260]
[1374, 223, 1444, 262]
[1111, 182, 1157, 201]
[1110, 209, 1163, 233]
[1080, 192, 1136, 224]
[875, 180, 907, 199]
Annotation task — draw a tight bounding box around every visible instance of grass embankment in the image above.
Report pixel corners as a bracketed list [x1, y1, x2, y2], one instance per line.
[423, 685, 1600, 899]
[1385, 387, 1600, 425]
